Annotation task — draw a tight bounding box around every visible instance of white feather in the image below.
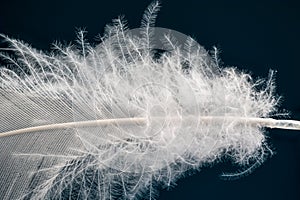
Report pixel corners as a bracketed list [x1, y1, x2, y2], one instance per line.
[0, 1, 299, 199]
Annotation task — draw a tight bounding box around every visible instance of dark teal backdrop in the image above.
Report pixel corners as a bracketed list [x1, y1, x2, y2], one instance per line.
[0, 0, 299, 199]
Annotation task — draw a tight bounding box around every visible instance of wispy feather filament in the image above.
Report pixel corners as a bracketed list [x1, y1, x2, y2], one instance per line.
[0, 1, 299, 199]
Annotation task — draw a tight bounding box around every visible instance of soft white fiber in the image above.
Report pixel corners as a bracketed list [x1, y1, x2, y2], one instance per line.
[1, 1, 298, 199]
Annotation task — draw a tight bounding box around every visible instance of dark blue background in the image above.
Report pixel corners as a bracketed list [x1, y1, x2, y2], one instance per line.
[0, 0, 299, 199]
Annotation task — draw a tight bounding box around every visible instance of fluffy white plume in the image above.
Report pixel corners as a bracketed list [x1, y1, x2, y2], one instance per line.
[0, 1, 298, 199]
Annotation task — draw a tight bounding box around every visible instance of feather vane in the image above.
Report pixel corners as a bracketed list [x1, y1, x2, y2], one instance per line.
[0, 1, 299, 199]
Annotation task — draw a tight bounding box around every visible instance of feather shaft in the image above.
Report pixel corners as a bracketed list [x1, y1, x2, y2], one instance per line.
[1, 116, 299, 138]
